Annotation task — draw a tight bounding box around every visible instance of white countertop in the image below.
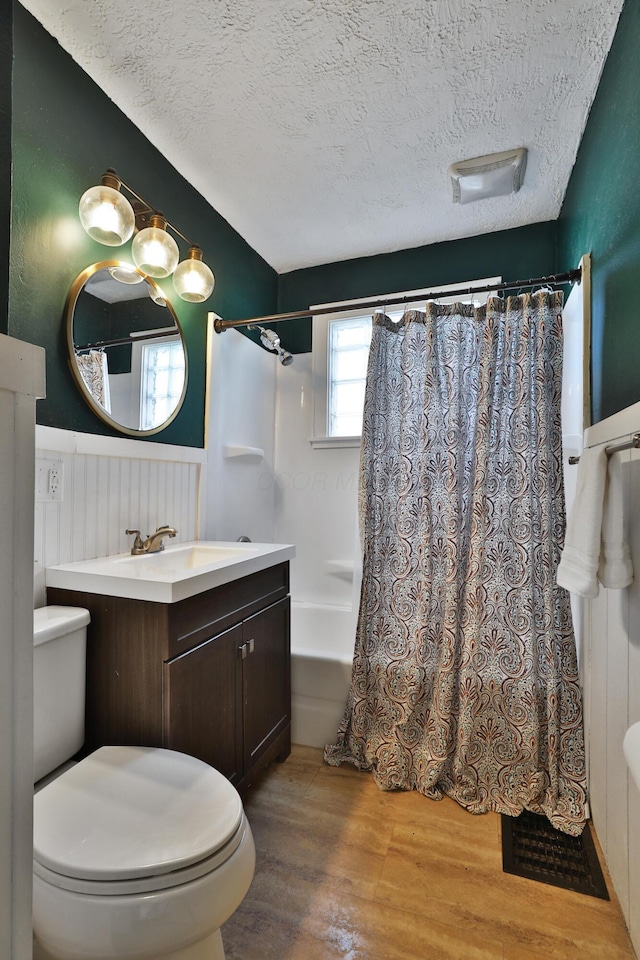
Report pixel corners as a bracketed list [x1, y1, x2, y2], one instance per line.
[45, 541, 296, 603]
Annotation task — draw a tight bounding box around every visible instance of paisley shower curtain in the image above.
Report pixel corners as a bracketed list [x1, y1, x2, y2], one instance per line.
[325, 291, 588, 835]
[76, 349, 111, 413]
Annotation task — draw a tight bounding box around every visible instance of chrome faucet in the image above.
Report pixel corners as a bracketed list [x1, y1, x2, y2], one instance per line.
[126, 526, 178, 555]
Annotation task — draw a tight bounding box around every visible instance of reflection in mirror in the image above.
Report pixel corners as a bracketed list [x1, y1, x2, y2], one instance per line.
[66, 262, 188, 436]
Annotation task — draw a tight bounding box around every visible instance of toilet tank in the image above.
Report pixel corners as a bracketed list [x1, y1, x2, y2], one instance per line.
[33, 606, 90, 784]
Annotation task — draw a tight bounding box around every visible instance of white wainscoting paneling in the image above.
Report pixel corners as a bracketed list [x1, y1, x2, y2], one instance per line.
[34, 428, 203, 606]
[582, 404, 640, 956]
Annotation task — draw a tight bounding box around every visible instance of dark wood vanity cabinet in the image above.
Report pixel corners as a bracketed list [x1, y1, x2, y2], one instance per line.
[165, 622, 245, 783]
[48, 562, 291, 794]
[165, 598, 290, 785]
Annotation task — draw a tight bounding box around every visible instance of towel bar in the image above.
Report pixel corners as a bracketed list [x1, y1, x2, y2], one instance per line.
[568, 431, 640, 465]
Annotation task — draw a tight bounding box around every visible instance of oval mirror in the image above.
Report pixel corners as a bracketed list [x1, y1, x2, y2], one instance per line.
[65, 261, 188, 436]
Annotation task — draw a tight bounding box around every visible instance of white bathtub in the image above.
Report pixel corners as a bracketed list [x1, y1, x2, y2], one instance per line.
[290, 601, 355, 748]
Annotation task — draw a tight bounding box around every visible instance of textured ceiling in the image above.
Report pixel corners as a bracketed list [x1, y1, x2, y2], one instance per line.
[20, 0, 624, 273]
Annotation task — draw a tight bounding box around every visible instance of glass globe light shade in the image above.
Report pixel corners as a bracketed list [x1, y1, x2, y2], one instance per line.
[79, 182, 135, 246]
[148, 285, 168, 307]
[131, 216, 180, 278]
[173, 247, 215, 303]
[108, 264, 144, 284]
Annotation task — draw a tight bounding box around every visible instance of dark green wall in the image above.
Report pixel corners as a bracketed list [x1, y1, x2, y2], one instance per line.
[0, 2, 11, 335]
[276, 222, 558, 354]
[558, 0, 636, 424]
[10, 4, 278, 446]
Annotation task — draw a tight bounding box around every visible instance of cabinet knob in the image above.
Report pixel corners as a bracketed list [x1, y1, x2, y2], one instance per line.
[248, 638, 255, 653]
[239, 643, 247, 659]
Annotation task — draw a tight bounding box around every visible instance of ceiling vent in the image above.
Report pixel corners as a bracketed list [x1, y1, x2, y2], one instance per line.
[449, 148, 527, 205]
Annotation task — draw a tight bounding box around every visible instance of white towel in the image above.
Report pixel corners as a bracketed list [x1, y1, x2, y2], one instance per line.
[557, 446, 608, 598]
[557, 444, 633, 598]
[599, 453, 634, 589]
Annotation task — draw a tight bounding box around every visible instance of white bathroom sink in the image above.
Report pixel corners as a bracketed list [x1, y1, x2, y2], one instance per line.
[46, 540, 296, 603]
[115, 543, 249, 573]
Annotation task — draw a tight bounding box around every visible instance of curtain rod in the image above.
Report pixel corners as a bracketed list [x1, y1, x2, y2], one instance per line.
[213, 268, 582, 333]
[75, 328, 179, 351]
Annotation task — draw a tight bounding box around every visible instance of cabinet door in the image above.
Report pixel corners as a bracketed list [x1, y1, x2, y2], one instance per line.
[164, 623, 243, 784]
[242, 597, 290, 770]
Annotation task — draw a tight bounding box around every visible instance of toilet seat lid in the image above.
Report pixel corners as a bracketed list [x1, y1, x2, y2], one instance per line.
[33, 746, 244, 881]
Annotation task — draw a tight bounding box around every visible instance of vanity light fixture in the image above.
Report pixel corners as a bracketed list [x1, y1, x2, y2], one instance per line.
[78, 168, 215, 302]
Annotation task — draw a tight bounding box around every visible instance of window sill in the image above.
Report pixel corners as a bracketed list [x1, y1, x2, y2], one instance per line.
[309, 436, 362, 450]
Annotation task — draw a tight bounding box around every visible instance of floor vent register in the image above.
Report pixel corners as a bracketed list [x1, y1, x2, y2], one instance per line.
[501, 810, 609, 899]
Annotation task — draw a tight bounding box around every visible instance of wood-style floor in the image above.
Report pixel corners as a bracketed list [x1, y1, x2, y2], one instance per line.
[222, 745, 636, 960]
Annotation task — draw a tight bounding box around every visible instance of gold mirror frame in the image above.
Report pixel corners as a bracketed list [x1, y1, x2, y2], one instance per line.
[65, 261, 188, 437]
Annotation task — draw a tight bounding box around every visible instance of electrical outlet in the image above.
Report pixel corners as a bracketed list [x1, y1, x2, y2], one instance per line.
[48, 467, 61, 498]
[35, 459, 64, 502]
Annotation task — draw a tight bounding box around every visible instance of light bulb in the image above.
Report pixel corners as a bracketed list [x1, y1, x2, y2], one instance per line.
[131, 214, 179, 278]
[78, 171, 135, 246]
[173, 247, 215, 303]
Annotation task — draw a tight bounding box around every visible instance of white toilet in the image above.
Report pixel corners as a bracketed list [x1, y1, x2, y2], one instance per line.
[32, 606, 255, 960]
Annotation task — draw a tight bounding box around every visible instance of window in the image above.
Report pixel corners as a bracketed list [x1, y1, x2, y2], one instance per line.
[328, 316, 372, 437]
[139, 337, 185, 431]
[311, 279, 500, 447]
